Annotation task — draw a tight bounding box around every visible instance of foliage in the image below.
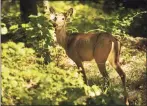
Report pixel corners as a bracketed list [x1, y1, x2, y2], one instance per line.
[1, 2, 20, 36]
[1, 7, 55, 63]
[1, 23, 8, 35]
[2, 42, 125, 105]
[21, 14, 55, 63]
[1, 1, 146, 106]
[1, 42, 82, 105]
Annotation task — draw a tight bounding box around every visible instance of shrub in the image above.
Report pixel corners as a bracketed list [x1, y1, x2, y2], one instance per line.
[2, 41, 125, 105]
[1, 42, 84, 105]
[21, 14, 55, 64]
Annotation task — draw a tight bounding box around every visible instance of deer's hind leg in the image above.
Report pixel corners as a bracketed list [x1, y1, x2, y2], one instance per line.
[93, 39, 112, 87]
[96, 63, 110, 88]
[108, 41, 128, 105]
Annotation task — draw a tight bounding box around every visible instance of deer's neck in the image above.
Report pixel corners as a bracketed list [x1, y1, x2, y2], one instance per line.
[55, 25, 67, 49]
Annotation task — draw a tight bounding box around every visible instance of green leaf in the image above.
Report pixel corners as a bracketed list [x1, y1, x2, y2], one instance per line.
[1, 27, 8, 35]
[9, 24, 18, 30]
[21, 23, 30, 28]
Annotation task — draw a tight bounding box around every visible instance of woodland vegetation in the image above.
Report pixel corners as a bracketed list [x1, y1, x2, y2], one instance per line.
[1, 0, 147, 105]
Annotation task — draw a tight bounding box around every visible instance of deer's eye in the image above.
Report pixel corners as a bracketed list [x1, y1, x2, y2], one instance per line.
[62, 18, 65, 20]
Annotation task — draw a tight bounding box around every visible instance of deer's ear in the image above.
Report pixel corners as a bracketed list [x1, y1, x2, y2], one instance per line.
[49, 7, 55, 14]
[66, 8, 73, 17]
[49, 7, 56, 21]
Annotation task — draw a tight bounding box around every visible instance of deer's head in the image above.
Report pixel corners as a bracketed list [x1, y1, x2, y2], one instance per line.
[49, 7, 73, 30]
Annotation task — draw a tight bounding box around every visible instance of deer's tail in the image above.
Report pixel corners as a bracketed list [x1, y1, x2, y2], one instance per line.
[114, 39, 121, 63]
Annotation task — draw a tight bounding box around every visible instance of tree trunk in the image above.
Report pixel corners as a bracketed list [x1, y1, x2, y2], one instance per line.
[19, 0, 38, 23]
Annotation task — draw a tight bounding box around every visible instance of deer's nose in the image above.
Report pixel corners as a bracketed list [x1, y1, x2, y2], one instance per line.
[54, 17, 57, 21]
[53, 23, 57, 27]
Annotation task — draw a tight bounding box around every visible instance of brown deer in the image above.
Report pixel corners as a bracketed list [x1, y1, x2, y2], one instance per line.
[49, 7, 128, 105]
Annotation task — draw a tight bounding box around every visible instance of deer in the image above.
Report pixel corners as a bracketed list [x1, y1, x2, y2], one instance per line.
[49, 7, 129, 105]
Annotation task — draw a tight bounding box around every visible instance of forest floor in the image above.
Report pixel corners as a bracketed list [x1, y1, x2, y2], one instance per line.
[1, 32, 146, 106]
[57, 35, 147, 105]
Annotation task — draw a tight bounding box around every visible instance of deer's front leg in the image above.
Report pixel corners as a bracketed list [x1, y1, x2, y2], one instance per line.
[75, 61, 88, 85]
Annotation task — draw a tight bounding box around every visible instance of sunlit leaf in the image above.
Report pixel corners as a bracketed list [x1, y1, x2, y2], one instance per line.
[1, 27, 8, 35]
[9, 24, 18, 30]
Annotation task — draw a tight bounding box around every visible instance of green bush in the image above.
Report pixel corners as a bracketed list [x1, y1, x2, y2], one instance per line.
[2, 41, 125, 105]
[1, 42, 84, 105]
[21, 14, 55, 63]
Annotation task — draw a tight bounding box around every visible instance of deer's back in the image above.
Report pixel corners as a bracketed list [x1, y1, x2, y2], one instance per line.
[66, 32, 117, 61]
